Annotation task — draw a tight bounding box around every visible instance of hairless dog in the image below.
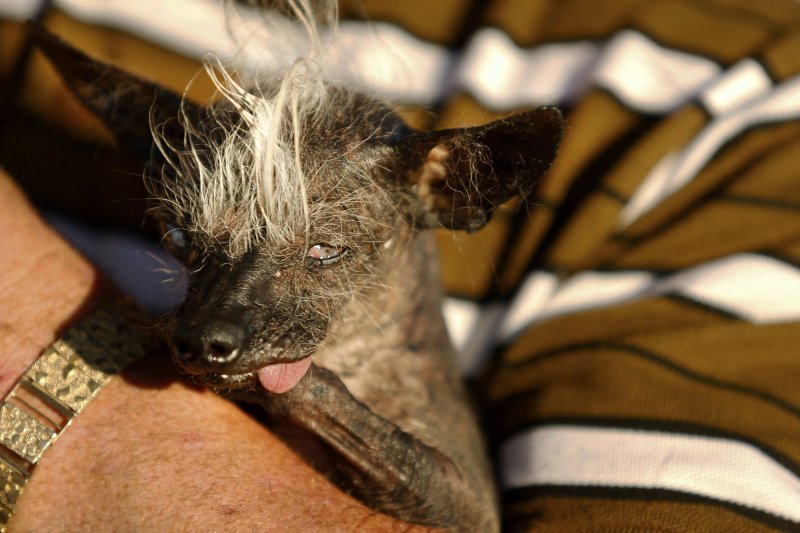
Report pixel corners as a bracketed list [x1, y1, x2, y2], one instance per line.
[32, 5, 562, 529]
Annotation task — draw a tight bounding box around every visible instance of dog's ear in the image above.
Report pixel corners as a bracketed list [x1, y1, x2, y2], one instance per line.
[29, 23, 201, 166]
[395, 107, 563, 231]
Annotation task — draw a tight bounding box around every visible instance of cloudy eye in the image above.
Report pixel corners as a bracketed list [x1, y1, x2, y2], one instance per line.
[159, 220, 190, 251]
[307, 243, 347, 265]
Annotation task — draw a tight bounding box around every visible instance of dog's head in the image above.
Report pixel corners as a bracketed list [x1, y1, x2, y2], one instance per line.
[33, 27, 563, 393]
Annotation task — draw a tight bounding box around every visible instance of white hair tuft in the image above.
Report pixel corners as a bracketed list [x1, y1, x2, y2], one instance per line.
[151, 0, 391, 259]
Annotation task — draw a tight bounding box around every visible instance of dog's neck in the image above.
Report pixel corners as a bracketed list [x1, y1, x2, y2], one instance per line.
[314, 227, 453, 395]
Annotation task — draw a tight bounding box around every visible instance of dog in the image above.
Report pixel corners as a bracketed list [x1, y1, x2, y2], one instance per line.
[31, 3, 562, 529]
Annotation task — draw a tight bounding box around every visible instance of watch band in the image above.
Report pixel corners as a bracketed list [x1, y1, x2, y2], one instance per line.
[0, 306, 148, 532]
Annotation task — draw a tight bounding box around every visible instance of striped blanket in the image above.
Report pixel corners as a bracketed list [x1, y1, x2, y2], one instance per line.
[423, 1, 800, 530]
[3, 0, 800, 529]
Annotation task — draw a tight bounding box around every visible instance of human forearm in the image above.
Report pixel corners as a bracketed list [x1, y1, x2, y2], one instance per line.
[0, 168, 101, 397]
[13, 358, 431, 532]
[0, 168, 434, 532]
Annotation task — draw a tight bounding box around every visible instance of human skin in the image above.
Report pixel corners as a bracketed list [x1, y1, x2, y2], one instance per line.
[0, 168, 437, 532]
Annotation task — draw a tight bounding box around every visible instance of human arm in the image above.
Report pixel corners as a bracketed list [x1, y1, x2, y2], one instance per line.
[0, 168, 435, 532]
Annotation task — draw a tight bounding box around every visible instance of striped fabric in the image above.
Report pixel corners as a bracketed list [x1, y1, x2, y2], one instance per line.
[350, 0, 800, 530]
[3, 0, 800, 530]
[431, 1, 800, 530]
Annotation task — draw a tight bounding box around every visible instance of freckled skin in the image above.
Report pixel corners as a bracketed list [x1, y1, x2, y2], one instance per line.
[33, 28, 564, 532]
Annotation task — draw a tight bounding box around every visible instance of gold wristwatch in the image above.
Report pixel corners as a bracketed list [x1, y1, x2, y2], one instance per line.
[0, 306, 148, 532]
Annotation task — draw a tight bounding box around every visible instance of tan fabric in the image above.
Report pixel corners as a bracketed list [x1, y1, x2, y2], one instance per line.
[504, 492, 785, 532]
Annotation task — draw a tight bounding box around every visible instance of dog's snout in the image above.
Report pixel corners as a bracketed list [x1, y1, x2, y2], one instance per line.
[173, 317, 249, 372]
[203, 321, 244, 362]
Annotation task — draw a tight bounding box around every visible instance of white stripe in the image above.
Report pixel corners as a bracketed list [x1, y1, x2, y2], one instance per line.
[57, 0, 240, 60]
[234, 18, 452, 103]
[617, 150, 680, 229]
[498, 271, 559, 339]
[442, 297, 482, 357]
[455, 29, 725, 112]
[443, 300, 507, 377]
[500, 270, 654, 340]
[455, 28, 600, 108]
[312, 21, 451, 103]
[593, 30, 720, 114]
[700, 59, 773, 116]
[501, 425, 800, 522]
[659, 253, 800, 324]
[0, 0, 40, 19]
[500, 254, 800, 341]
[621, 75, 800, 226]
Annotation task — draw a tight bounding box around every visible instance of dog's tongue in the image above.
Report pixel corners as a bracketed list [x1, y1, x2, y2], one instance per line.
[257, 358, 312, 394]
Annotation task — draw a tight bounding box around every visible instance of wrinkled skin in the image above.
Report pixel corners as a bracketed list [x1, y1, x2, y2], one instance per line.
[34, 26, 563, 532]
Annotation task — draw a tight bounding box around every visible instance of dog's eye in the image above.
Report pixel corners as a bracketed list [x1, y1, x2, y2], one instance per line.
[307, 243, 347, 265]
[160, 220, 190, 251]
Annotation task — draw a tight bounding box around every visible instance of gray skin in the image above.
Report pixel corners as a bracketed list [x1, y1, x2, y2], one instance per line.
[34, 27, 563, 532]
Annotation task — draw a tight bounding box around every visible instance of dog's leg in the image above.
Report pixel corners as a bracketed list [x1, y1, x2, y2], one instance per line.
[235, 363, 490, 531]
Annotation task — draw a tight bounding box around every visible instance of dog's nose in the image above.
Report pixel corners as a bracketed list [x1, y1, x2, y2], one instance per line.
[173, 319, 247, 371]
